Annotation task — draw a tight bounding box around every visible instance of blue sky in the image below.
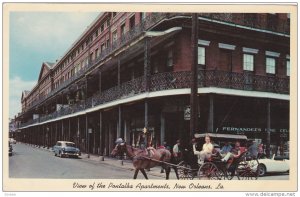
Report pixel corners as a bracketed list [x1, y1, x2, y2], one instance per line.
[9, 12, 99, 118]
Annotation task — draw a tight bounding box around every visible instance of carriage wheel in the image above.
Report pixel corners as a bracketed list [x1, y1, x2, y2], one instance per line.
[236, 158, 259, 180]
[198, 162, 224, 180]
[177, 161, 194, 180]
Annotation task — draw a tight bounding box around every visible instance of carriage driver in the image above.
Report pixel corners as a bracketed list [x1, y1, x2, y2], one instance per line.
[193, 135, 214, 165]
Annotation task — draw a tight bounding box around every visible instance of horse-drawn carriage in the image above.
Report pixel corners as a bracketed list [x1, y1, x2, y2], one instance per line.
[177, 133, 260, 180]
[111, 133, 260, 180]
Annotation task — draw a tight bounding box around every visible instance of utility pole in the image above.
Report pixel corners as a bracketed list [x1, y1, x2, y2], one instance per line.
[190, 13, 199, 139]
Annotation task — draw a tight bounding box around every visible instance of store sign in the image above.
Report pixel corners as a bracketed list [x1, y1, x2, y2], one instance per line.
[184, 106, 191, 120]
[221, 127, 289, 134]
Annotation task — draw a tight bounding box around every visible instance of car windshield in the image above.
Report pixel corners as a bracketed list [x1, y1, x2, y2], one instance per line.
[65, 142, 76, 147]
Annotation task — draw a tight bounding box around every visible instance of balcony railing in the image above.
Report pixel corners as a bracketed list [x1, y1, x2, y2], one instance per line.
[198, 70, 289, 94]
[19, 70, 289, 128]
[20, 12, 290, 117]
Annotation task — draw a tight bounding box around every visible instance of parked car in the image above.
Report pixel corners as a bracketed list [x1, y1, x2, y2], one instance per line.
[9, 138, 16, 144]
[255, 154, 289, 176]
[53, 141, 81, 158]
[9, 142, 13, 156]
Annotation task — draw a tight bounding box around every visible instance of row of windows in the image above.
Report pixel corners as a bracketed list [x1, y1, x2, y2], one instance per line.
[198, 46, 290, 76]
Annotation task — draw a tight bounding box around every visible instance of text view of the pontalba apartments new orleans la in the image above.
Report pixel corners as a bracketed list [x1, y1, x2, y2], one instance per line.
[8, 9, 293, 183]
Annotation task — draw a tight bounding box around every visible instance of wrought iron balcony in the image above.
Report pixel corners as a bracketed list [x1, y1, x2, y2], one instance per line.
[19, 70, 289, 128]
[198, 70, 289, 94]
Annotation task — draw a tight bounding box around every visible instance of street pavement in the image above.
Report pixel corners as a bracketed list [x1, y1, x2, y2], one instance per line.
[9, 143, 289, 180]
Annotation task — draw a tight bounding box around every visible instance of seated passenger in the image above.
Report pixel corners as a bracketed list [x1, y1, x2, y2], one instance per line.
[193, 135, 213, 165]
[221, 141, 242, 162]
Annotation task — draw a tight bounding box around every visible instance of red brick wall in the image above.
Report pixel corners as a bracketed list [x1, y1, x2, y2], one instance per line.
[173, 30, 192, 71]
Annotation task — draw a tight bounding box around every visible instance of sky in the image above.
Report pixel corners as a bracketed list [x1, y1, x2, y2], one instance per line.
[9, 12, 99, 119]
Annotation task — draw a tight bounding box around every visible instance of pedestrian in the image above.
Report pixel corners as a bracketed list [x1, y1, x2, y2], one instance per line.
[248, 140, 258, 158]
[193, 135, 213, 165]
[258, 143, 264, 158]
[173, 139, 182, 163]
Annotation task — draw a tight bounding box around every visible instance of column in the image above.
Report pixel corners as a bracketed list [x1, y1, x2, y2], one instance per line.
[99, 111, 103, 155]
[208, 94, 214, 133]
[266, 99, 271, 158]
[144, 100, 148, 147]
[77, 117, 80, 149]
[117, 105, 122, 138]
[160, 112, 165, 145]
[86, 114, 89, 157]
[98, 71, 102, 94]
[190, 13, 199, 137]
[144, 38, 150, 92]
[62, 120, 64, 141]
[68, 118, 71, 141]
[56, 122, 58, 142]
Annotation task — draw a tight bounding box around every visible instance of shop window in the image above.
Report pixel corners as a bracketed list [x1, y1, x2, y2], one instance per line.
[167, 50, 173, 67]
[286, 60, 290, 76]
[243, 54, 254, 71]
[197, 46, 205, 65]
[266, 57, 276, 74]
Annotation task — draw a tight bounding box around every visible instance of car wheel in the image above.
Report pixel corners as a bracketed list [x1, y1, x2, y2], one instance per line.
[257, 164, 266, 176]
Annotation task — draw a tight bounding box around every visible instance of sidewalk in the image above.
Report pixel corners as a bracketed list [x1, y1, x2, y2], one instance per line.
[29, 143, 167, 179]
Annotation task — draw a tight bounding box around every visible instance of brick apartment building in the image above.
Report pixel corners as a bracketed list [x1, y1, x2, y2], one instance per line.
[15, 12, 290, 157]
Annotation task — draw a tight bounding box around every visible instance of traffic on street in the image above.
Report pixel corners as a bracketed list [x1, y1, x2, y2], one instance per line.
[9, 143, 289, 180]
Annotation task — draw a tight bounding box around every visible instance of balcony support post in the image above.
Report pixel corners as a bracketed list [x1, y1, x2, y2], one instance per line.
[118, 105, 122, 138]
[98, 71, 102, 94]
[62, 119, 64, 141]
[266, 99, 271, 158]
[208, 94, 214, 133]
[86, 114, 89, 158]
[144, 38, 151, 92]
[68, 118, 70, 141]
[190, 13, 199, 138]
[99, 111, 103, 155]
[144, 99, 149, 147]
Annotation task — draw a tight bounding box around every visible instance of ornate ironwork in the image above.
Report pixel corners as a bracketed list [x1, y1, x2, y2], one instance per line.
[19, 70, 289, 128]
[198, 70, 289, 94]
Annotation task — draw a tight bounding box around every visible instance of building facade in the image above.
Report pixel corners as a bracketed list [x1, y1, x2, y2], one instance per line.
[15, 12, 290, 157]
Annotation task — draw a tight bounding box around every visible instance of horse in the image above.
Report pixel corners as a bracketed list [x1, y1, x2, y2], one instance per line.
[111, 142, 179, 180]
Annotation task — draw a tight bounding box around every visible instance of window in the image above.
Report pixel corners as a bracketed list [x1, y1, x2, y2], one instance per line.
[101, 43, 105, 52]
[198, 47, 205, 65]
[90, 52, 94, 61]
[95, 29, 98, 37]
[266, 57, 276, 74]
[140, 12, 146, 21]
[112, 12, 117, 17]
[106, 20, 110, 27]
[106, 39, 110, 48]
[112, 30, 118, 41]
[121, 23, 126, 36]
[243, 54, 254, 71]
[130, 16, 135, 29]
[95, 48, 99, 58]
[286, 60, 290, 76]
[167, 50, 173, 67]
[101, 24, 104, 32]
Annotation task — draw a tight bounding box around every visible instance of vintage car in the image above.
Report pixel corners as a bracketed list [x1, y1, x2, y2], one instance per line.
[53, 141, 81, 158]
[9, 142, 13, 156]
[9, 138, 16, 144]
[256, 154, 289, 176]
